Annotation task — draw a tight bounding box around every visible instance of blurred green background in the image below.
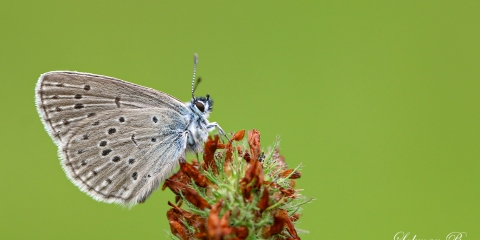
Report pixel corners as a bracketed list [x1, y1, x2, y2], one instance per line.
[1, 1, 478, 239]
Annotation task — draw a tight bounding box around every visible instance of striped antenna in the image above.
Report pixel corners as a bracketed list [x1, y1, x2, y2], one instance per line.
[191, 53, 199, 101]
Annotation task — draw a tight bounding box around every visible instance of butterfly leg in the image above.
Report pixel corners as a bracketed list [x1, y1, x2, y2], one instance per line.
[178, 156, 187, 163]
[207, 122, 229, 142]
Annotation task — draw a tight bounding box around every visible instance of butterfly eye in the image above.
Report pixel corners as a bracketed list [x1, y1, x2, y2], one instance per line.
[195, 101, 205, 112]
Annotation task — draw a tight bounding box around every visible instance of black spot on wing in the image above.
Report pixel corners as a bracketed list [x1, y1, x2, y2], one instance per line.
[74, 103, 84, 109]
[102, 149, 112, 156]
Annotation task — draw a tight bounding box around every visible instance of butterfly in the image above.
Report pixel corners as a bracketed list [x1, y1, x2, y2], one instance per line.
[35, 55, 225, 206]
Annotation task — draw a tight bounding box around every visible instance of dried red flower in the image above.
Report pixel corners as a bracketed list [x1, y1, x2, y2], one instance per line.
[279, 187, 296, 199]
[165, 129, 307, 239]
[281, 169, 302, 179]
[264, 211, 284, 237]
[207, 200, 230, 239]
[248, 129, 261, 161]
[236, 145, 243, 155]
[231, 130, 246, 142]
[277, 209, 300, 239]
[205, 200, 249, 240]
[243, 152, 251, 163]
[290, 213, 300, 222]
[225, 130, 245, 163]
[168, 217, 188, 239]
[164, 179, 211, 210]
[168, 201, 207, 238]
[162, 166, 190, 191]
[180, 160, 211, 188]
[263, 209, 300, 239]
[240, 160, 264, 201]
[258, 186, 270, 214]
[167, 205, 190, 239]
[203, 135, 220, 173]
[224, 141, 234, 164]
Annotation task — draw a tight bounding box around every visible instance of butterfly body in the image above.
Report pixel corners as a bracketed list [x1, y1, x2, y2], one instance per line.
[35, 71, 223, 206]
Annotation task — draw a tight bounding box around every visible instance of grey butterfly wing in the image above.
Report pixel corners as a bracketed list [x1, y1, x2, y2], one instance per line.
[61, 108, 188, 206]
[35, 71, 189, 145]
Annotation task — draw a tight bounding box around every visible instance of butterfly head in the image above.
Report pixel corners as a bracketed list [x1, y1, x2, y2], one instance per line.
[191, 94, 213, 114]
[189, 55, 214, 116]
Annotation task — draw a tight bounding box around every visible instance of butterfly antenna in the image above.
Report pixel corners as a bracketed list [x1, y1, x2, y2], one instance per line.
[191, 53, 199, 101]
